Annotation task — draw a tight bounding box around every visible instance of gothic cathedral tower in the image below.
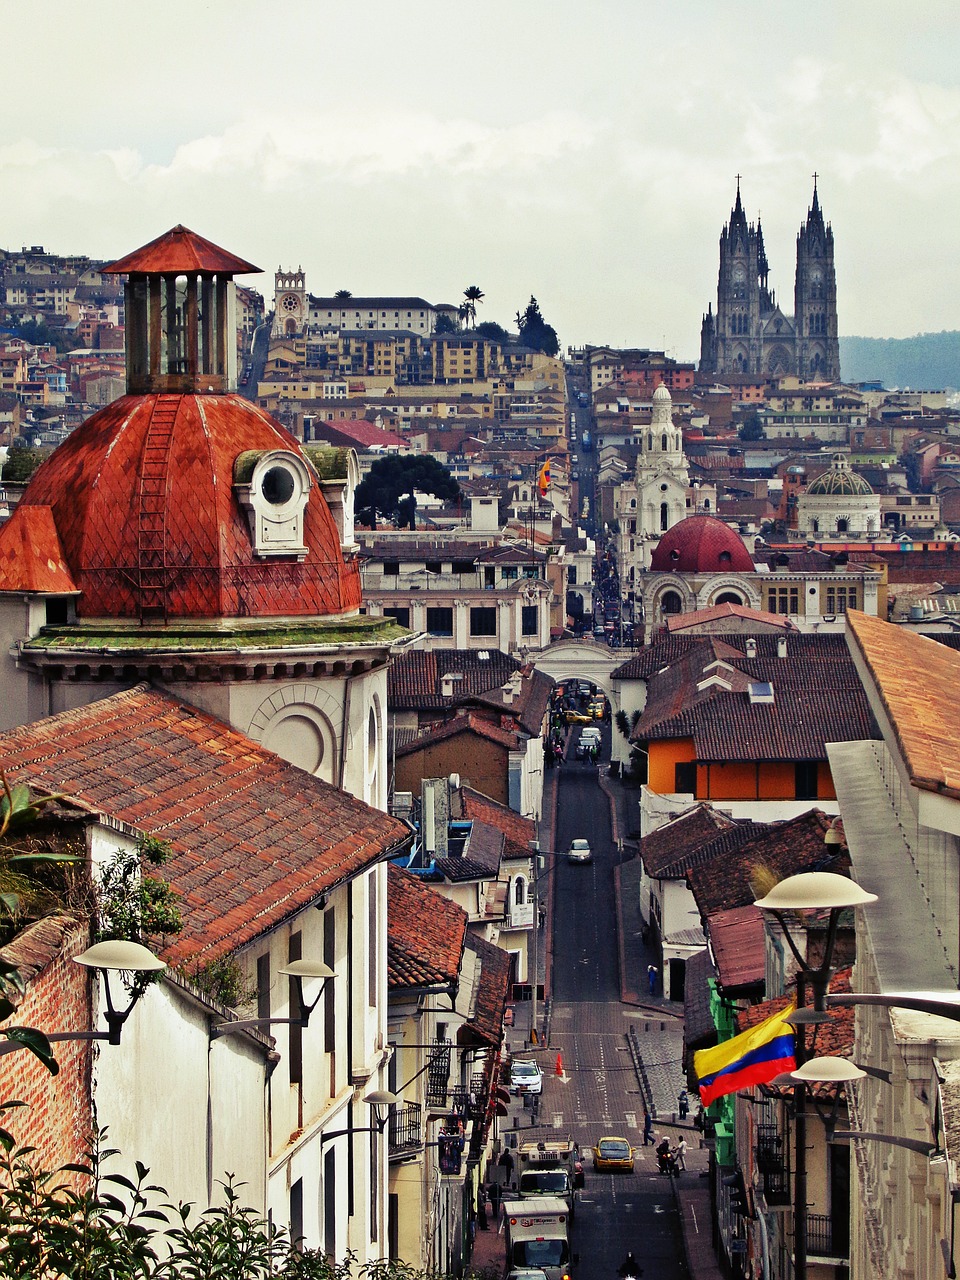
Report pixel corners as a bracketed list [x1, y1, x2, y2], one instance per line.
[794, 179, 840, 381]
[700, 179, 840, 383]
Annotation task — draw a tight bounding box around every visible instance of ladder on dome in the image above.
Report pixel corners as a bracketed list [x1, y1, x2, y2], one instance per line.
[136, 395, 181, 624]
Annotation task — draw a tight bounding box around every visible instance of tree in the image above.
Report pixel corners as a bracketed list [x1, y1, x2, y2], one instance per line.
[515, 297, 559, 357]
[334, 290, 353, 301]
[434, 315, 457, 335]
[738, 412, 764, 441]
[355, 456, 460, 530]
[475, 321, 510, 344]
[461, 286, 484, 329]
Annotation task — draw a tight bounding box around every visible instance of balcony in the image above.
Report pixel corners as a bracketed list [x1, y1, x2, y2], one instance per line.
[807, 1212, 848, 1260]
[756, 1122, 791, 1207]
[388, 1102, 422, 1160]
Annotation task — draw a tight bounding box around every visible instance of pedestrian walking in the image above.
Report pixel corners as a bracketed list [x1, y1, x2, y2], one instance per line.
[647, 964, 658, 996]
[643, 1111, 654, 1145]
[488, 1181, 502, 1223]
[477, 1185, 488, 1230]
[678, 1088, 689, 1119]
[674, 1136, 687, 1172]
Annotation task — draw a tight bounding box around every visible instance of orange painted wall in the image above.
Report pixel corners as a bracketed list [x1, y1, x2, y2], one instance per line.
[817, 763, 836, 800]
[648, 739, 695, 793]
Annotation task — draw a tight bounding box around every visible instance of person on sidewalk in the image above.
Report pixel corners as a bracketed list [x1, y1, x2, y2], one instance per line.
[678, 1088, 689, 1119]
[647, 963, 658, 996]
[642, 1111, 654, 1145]
[673, 1136, 687, 1172]
[477, 1184, 488, 1230]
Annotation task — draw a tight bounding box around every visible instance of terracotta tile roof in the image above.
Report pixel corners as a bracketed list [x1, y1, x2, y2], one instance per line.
[706, 905, 765, 993]
[666, 603, 797, 633]
[458, 934, 510, 1048]
[394, 712, 518, 758]
[0, 505, 78, 594]
[456, 787, 535, 861]
[687, 809, 844, 916]
[633, 634, 877, 762]
[389, 649, 520, 709]
[101, 225, 259, 276]
[434, 819, 503, 883]
[683, 946, 719, 1049]
[640, 804, 737, 878]
[386, 864, 467, 992]
[847, 610, 960, 798]
[0, 686, 411, 971]
[464, 667, 554, 738]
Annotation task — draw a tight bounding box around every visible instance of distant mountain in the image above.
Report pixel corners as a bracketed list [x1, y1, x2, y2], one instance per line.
[840, 331, 960, 391]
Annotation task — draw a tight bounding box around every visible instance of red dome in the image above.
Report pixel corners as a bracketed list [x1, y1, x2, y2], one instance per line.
[7, 394, 361, 620]
[650, 516, 754, 574]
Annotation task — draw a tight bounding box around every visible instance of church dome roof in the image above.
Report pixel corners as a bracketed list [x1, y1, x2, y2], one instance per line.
[650, 516, 755, 574]
[806, 454, 873, 496]
[653, 384, 671, 402]
[2, 393, 361, 621]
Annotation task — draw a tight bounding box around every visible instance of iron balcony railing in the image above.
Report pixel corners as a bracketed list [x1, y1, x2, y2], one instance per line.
[807, 1212, 849, 1259]
[388, 1102, 422, 1158]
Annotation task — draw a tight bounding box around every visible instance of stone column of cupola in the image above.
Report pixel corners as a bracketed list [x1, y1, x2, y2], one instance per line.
[124, 270, 233, 394]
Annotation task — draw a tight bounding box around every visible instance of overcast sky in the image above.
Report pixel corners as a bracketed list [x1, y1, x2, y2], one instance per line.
[3, 1, 958, 359]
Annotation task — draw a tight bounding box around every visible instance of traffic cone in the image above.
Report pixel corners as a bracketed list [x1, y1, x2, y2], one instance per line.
[555, 1052, 564, 1078]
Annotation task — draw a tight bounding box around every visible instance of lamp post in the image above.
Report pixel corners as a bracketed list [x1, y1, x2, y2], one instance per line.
[0, 939, 166, 1054]
[319, 1089, 399, 1146]
[210, 959, 335, 1038]
[754, 871, 877, 1280]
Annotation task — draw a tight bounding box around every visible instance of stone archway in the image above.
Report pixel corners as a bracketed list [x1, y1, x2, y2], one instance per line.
[528, 638, 621, 710]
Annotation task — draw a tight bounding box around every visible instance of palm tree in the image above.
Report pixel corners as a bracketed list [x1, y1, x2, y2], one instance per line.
[462, 285, 484, 328]
[334, 289, 353, 301]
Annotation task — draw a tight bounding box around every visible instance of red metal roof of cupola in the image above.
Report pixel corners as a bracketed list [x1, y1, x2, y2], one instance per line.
[101, 224, 259, 276]
[650, 515, 755, 574]
[0, 393, 361, 620]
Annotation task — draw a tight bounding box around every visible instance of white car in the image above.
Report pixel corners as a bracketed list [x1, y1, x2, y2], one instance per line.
[510, 1059, 544, 1095]
[568, 838, 592, 864]
[507, 1272, 548, 1280]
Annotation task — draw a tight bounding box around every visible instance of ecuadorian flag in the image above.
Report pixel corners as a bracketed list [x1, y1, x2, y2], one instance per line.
[537, 460, 551, 496]
[694, 1004, 796, 1107]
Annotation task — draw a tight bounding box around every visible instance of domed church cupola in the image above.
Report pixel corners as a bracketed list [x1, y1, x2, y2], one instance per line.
[103, 224, 259, 395]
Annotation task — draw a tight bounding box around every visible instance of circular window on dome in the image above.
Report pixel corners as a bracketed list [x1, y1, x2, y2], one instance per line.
[262, 465, 296, 506]
[660, 483, 668, 492]
[670, 549, 681, 561]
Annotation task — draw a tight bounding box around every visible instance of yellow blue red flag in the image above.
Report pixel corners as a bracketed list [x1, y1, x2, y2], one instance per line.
[694, 1003, 796, 1106]
[537, 460, 551, 496]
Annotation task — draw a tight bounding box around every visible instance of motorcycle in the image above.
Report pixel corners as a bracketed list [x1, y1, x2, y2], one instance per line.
[657, 1149, 679, 1177]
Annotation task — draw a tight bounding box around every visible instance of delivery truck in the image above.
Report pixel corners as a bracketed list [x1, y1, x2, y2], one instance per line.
[504, 1195, 573, 1280]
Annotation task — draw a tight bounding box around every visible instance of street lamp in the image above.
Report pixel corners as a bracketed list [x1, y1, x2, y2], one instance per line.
[790, 1057, 939, 1158]
[754, 871, 877, 1280]
[210, 959, 335, 1038]
[0, 939, 167, 1053]
[319, 1089, 399, 1146]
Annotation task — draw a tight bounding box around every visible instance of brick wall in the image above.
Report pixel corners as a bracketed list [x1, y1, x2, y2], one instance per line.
[0, 915, 94, 1183]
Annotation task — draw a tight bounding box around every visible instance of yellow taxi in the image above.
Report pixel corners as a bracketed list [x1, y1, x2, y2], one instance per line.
[564, 709, 592, 725]
[592, 1136, 635, 1173]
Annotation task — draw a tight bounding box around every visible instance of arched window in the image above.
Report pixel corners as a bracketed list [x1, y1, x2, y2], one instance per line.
[716, 591, 743, 605]
[837, 518, 849, 533]
[514, 876, 526, 907]
[660, 502, 669, 531]
[661, 590, 682, 615]
[703, 498, 711, 510]
[661, 434, 668, 451]
[719, 551, 731, 565]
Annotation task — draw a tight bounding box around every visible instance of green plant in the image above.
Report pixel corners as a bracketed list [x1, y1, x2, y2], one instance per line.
[97, 835, 182, 1000]
[191, 955, 254, 1010]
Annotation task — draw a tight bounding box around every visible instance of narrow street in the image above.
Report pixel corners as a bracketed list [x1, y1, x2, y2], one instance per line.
[526, 728, 691, 1279]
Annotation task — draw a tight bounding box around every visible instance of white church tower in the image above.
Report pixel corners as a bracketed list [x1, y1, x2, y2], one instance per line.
[615, 385, 713, 586]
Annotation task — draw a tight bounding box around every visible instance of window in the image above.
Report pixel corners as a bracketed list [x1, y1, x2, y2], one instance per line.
[470, 606, 497, 636]
[514, 877, 526, 906]
[502, 566, 518, 581]
[383, 560, 400, 576]
[661, 590, 682, 615]
[288, 932, 303, 1087]
[795, 761, 819, 800]
[567, 566, 577, 584]
[426, 606, 453, 635]
[675, 761, 697, 794]
[767, 586, 799, 615]
[660, 502, 669, 531]
[384, 607, 410, 627]
[521, 605, 538, 636]
[257, 953, 270, 1023]
[716, 591, 743, 605]
[484, 567, 496, 588]
[825, 584, 858, 614]
[425, 561, 442, 574]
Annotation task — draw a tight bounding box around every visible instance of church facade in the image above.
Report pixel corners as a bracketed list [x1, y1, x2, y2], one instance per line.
[699, 180, 840, 383]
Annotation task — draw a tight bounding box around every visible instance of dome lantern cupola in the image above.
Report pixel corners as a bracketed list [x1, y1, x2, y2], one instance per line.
[102, 225, 259, 396]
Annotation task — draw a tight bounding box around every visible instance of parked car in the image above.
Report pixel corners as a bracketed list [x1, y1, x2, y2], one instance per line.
[568, 838, 592, 864]
[593, 1136, 635, 1172]
[576, 727, 602, 757]
[507, 1271, 549, 1280]
[510, 1059, 544, 1096]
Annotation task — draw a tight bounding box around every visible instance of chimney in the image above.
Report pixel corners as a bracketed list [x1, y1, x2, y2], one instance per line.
[777, 636, 788, 658]
[440, 672, 463, 699]
[745, 638, 757, 659]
